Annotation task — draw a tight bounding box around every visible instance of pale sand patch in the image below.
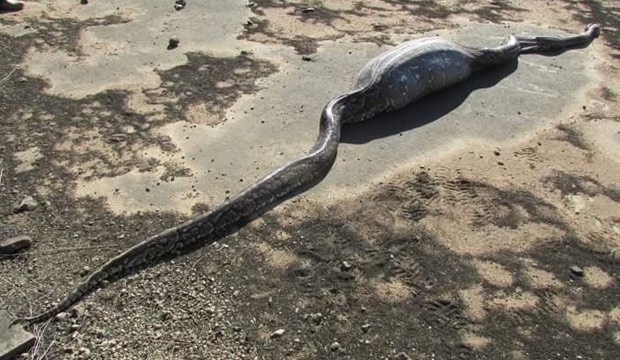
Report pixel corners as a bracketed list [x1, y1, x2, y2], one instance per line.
[13, 146, 43, 173]
[582, 119, 620, 163]
[371, 279, 412, 303]
[255, 242, 307, 269]
[489, 291, 539, 311]
[125, 88, 168, 121]
[459, 285, 487, 322]
[461, 332, 492, 350]
[565, 306, 606, 332]
[472, 260, 514, 288]
[183, 103, 224, 126]
[54, 127, 138, 178]
[425, 221, 563, 256]
[609, 307, 620, 325]
[523, 262, 564, 289]
[583, 266, 615, 289]
[614, 331, 620, 347]
[274, 230, 291, 242]
[509, 350, 528, 360]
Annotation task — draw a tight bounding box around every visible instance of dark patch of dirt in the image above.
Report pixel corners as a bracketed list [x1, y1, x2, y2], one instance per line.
[556, 124, 591, 151]
[486, 233, 620, 358]
[543, 171, 620, 201]
[0, 20, 277, 180]
[154, 52, 277, 122]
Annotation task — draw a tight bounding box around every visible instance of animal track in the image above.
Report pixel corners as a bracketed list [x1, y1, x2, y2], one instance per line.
[513, 146, 539, 165]
[423, 298, 470, 330]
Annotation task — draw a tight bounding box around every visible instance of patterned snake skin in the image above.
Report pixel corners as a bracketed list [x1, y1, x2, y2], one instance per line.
[12, 24, 600, 326]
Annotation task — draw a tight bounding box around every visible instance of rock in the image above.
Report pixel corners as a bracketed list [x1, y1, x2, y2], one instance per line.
[54, 312, 69, 322]
[108, 133, 128, 142]
[270, 329, 285, 338]
[301, 55, 315, 62]
[301, 7, 315, 13]
[309, 313, 322, 325]
[69, 304, 86, 319]
[80, 266, 91, 276]
[175, 0, 186, 9]
[168, 37, 180, 50]
[330, 342, 340, 351]
[80, 0, 88, 4]
[0, 310, 36, 360]
[14, 196, 39, 213]
[0, 235, 32, 254]
[395, 352, 413, 360]
[361, 323, 371, 332]
[570, 265, 584, 277]
[340, 261, 352, 271]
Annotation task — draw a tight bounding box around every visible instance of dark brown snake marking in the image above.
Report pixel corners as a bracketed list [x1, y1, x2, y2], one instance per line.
[12, 24, 600, 326]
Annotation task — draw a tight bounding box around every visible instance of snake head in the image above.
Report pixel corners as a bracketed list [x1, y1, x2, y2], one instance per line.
[586, 23, 601, 39]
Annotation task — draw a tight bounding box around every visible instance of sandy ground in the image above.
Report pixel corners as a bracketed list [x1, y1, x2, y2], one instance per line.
[1, 0, 618, 359]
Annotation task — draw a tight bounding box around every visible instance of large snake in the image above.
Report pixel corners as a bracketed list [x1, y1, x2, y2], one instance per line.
[12, 24, 600, 326]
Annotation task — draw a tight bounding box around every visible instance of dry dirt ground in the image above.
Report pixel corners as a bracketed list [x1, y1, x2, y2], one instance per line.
[1, 1, 619, 359]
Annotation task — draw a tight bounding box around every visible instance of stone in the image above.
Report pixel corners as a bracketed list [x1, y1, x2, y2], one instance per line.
[54, 312, 69, 322]
[340, 261, 353, 271]
[270, 329, 285, 338]
[108, 133, 128, 142]
[0, 236, 32, 254]
[168, 37, 180, 50]
[570, 265, 584, 277]
[14, 196, 38, 213]
[395, 352, 413, 360]
[80, 266, 91, 276]
[330, 342, 340, 351]
[0, 310, 35, 360]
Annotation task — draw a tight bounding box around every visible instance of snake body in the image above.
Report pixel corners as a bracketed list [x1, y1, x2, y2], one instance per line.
[13, 24, 600, 326]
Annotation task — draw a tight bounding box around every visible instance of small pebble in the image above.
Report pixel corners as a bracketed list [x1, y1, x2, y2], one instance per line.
[80, 266, 91, 276]
[175, 0, 186, 9]
[14, 196, 39, 213]
[109, 133, 128, 142]
[54, 312, 69, 321]
[0, 235, 32, 254]
[270, 329, 285, 338]
[570, 265, 584, 277]
[168, 37, 180, 49]
[395, 353, 413, 360]
[330, 342, 340, 351]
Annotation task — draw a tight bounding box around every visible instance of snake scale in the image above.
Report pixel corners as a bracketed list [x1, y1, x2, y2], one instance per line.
[12, 24, 600, 326]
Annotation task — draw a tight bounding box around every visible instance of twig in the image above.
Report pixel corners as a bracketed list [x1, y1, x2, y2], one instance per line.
[0, 244, 119, 258]
[0, 68, 16, 85]
[30, 318, 52, 360]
